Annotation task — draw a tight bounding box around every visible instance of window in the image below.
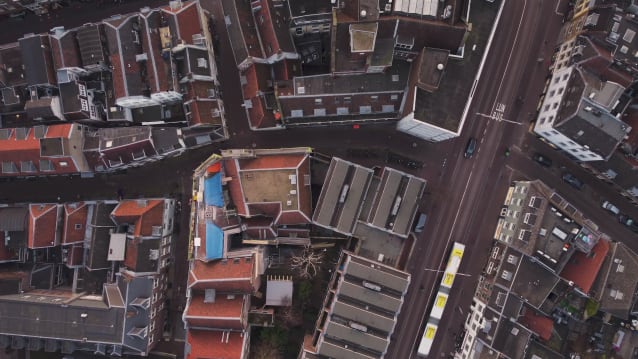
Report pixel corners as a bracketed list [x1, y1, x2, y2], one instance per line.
[314, 98, 322, 105]
[391, 94, 398, 101]
[370, 95, 378, 102]
[75, 223, 82, 230]
[2, 162, 17, 174]
[59, 161, 68, 167]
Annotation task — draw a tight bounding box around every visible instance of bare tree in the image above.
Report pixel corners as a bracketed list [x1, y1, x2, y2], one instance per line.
[290, 248, 325, 279]
[277, 304, 303, 328]
[251, 339, 282, 359]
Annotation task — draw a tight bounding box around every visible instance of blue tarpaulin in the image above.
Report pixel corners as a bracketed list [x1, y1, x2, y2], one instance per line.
[204, 173, 224, 207]
[205, 222, 223, 260]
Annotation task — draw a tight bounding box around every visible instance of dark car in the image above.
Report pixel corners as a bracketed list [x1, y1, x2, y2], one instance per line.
[562, 173, 584, 190]
[464, 138, 477, 159]
[532, 153, 552, 167]
[619, 215, 638, 233]
[619, 214, 634, 226]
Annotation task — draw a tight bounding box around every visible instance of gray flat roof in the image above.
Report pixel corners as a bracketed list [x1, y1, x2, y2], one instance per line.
[370, 170, 401, 229]
[0, 295, 124, 344]
[332, 301, 395, 333]
[367, 168, 425, 237]
[345, 256, 410, 293]
[337, 166, 372, 233]
[393, 177, 425, 234]
[317, 339, 378, 359]
[325, 321, 387, 353]
[339, 281, 401, 313]
[292, 60, 410, 96]
[313, 158, 373, 235]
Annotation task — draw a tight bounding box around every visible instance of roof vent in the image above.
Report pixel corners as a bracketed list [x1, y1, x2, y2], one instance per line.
[437, 63, 444, 71]
[360, 9, 367, 17]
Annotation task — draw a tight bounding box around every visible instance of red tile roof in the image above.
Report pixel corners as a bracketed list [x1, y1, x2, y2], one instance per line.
[189, 256, 255, 293]
[223, 159, 247, 216]
[162, 1, 202, 45]
[187, 99, 223, 126]
[63, 202, 88, 245]
[111, 199, 165, 237]
[110, 53, 127, 99]
[247, 203, 280, 218]
[520, 308, 554, 341]
[247, 96, 267, 129]
[187, 329, 245, 359]
[0, 124, 78, 176]
[560, 239, 610, 294]
[28, 204, 59, 249]
[184, 292, 244, 329]
[237, 154, 305, 170]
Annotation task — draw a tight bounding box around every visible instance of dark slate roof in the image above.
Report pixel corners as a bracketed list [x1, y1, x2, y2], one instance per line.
[76, 24, 107, 67]
[556, 100, 629, 160]
[19, 35, 55, 86]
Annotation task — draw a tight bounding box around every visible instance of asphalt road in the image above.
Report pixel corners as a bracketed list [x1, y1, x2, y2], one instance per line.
[386, 0, 571, 357]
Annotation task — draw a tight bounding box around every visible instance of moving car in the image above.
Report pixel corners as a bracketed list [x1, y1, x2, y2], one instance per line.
[532, 153, 552, 167]
[562, 173, 584, 190]
[602, 201, 620, 215]
[464, 138, 477, 159]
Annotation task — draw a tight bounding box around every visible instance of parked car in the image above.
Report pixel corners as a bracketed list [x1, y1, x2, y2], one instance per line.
[619, 214, 635, 227]
[602, 201, 620, 215]
[562, 173, 584, 190]
[532, 153, 552, 167]
[464, 138, 477, 159]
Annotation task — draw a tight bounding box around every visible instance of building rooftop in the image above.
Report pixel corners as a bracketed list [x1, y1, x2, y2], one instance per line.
[556, 99, 629, 160]
[363, 167, 426, 237]
[184, 292, 245, 329]
[76, 23, 107, 69]
[349, 22, 378, 53]
[188, 255, 255, 293]
[62, 202, 89, 245]
[310, 251, 410, 359]
[287, 0, 332, 20]
[592, 242, 638, 319]
[160, 0, 203, 47]
[18, 34, 56, 87]
[416, 47, 449, 93]
[253, 0, 296, 56]
[111, 199, 165, 238]
[222, 149, 313, 225]
[28, 204, 59, 249]
[609, 13, 638, 73]
[313, 157, 374, 235]
[560, 238, 610, 295]
[0, 291, 124, 344]
[0, 42, 27, 88]
[490, 318, 532, 358]
[50, 27, 82, 69]
[220, 0, 262, 66]
[186, 329, 245, 359]
[86, 202, 118, 271]
[291, 60, 410, 96]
